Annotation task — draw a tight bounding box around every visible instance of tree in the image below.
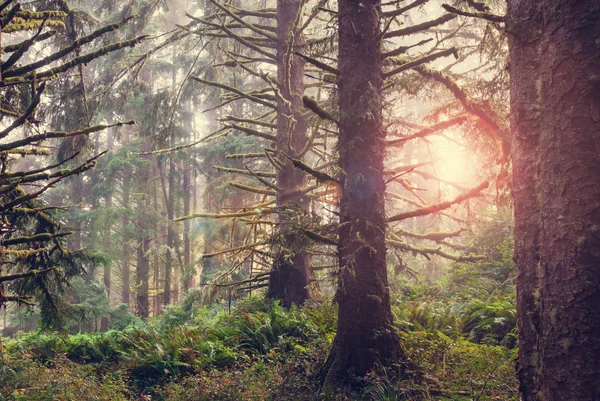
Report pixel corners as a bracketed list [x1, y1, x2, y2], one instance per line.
[0, 1, 142, 323]
[322, 0, 403, 387]
[506, 0, 600, 399]
[266, 0, 316, 307]
[183, 0, 323, 307]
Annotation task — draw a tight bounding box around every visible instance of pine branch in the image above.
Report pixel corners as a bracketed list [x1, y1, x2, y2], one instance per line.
[0, 153, 106, 211]
[295, 53, 339, 75]
[186, 13, 276, 60]
[192, 76, 276, 109]
[244, 167, 280, 191]
[302, 229, 338, 246]
[5, 148, 52, 156]
[212, 274, 270, 287]
[384, 47, 458, 79]
[384, 0, 430, 17]
[0, 121, 134, 151]
[202, 241, 267, 259]
[0, 0, 14, 14]
[0, 2, 21, 27]
[282, 153, 338, 184]
[1, 295, 35, 306]
[0, 151, 78, 181]
[238, 283, 269, 292]
[2, 30, 56, 53]
[386, 115, 468, 146]
[414, 65, 510, 149]
[228, 123, 276, 141]
[230, 182, 276, 196]
[229, 6, 276, 19]
[3, 16, 137, 78]
[413, 170, 469, 191]
[386, 159, 439, 176]
[385, 14, 456, 38]
[226, 152, 267, 159]
[302, 96, 338, 124]
[1, 16, 49, 71]
[2, 37, 147, 85]
[394, 228, 466, 241]
[0, 266, 58, 283]
[441, 4, 505, 23]
[0, 83, 45, 140]
[383, 38, 433, 58]
[175, 208, 276, 222]
[215, 166, 276, 178]
[387, 181, 489, 222]
[388, 239, 485, 262]
[219, 115, 276, 129]
[208, 0, 277, 40]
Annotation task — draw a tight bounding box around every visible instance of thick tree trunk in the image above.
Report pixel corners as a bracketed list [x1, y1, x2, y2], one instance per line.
[324, 0, 402, 387]
[508, 1, 600, 399]
[267, 0, 316, 308]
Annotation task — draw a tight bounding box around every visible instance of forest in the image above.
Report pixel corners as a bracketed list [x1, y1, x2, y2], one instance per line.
[0, 0, 598, 400]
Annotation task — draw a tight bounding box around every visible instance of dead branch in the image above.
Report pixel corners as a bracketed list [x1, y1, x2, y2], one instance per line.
[387, 181, 489, 222]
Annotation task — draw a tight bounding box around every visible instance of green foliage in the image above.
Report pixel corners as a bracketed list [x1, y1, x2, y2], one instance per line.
[462, 299, 517, 346]
[1, 296, 518, 400]
[0, 355, 131, 401]
[403, 331, 518, 400]
[389, 210, 517, 347]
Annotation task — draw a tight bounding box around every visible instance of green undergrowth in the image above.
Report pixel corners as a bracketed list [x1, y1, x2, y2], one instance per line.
[1, 296, 518, 401]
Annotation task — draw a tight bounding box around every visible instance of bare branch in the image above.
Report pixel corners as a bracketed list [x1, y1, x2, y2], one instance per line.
[441, 4, 505, 23]
[384, 47, 458, 79]
[385, 14, 456, 38]
[387, 181, 489, 222]
[0, 266, 58, 283]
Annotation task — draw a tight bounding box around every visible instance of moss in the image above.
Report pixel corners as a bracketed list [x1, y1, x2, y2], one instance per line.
[3, 20, 65, 33]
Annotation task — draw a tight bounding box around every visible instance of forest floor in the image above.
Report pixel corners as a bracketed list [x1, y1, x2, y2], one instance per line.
[0, 296, 518, 401]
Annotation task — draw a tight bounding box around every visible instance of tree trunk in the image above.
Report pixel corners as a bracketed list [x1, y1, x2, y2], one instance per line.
[136, 227, 150, 318]
[165, 152, 175, 306]
[267, 0, 316, 308]
[152, 160, 162, 316]
[508, 1, 600, 399]
[182, 107, 193, 291]
[323, 0, 402, 387]
[100, 128, 114, 332]
[135, 144, 152, 318]
[121, 134, 132, 308]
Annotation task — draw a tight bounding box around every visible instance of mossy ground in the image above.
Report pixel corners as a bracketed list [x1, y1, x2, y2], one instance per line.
[0, 297, 518, 401]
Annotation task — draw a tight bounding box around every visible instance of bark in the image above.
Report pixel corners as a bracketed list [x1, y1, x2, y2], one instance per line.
[323, 0, 403, 387]
[266, 0, 316, 308]
[136, 228, 150, 318]
[165, 150, 175, 306]
[70, 175, 83, 250]
[100, 127, 113, 332]
[508, 1, 600, 399]
[121, 132, 132, 307]
[135, 143, 152, 318]
[183, 108, 193, 291]
[152, 159, 162, 315]
[165, 60, 177, 305]
[121, 165, 131, 307]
